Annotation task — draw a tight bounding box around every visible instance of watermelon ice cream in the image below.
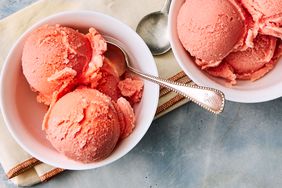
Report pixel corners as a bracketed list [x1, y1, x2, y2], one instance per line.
[43, 88, 121, 162]
[22, 25, 106, 105]
[206, 35, 277, 84]
[177, 0, 249, 68]
[241, 0, 282, 39]
[177, 0, 282, 85]
[22, 25, 144, 163]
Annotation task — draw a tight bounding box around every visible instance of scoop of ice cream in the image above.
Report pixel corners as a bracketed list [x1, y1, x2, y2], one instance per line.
[177, 0, 248, 68]
[95, 57, 121, 101]
[116, 97, 136, 139]
[242, 0, 282, 39]
[118, 72, 144, 104]
[81, 28, 107, 84]
[94, 41, 133, 101]
[22, 25, 107, 105]
[206, 35, 278, 84]
[205, 63, 237, 85]
[43, 88, 121, 163]
[22, 25, 92, 105]
[225, 35, 277, 76]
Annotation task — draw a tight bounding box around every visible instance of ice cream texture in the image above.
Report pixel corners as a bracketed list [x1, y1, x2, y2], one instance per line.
[206, 35, 277, 84]
[177, 0, 282, 85]
[22, 25, 106, 105]
[241, 0, 282, 39]
[177, 0, 248, 68]
[118, 72, 144, 104]
[43, 88, 121, 162]
[22, 25, 91, 105]
[22, 25, 144, 163]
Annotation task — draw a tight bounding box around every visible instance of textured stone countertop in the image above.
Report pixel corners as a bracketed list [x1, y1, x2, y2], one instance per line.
[1, 1, 282, 188]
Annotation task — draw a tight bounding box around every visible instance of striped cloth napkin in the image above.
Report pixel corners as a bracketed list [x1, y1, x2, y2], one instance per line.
[0, 0, 191, 186]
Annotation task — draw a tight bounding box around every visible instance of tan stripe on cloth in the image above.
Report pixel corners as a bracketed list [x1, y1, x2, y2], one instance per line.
[39, 168, 64, 182]
[157, 95, 186, 115]
[160, 71, 187, 90]
[7, 158, 41, 179]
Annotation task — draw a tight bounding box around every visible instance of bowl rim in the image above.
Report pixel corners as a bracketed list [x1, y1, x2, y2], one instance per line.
[0, 10, 159, 170]
[168, 0, 282, 103]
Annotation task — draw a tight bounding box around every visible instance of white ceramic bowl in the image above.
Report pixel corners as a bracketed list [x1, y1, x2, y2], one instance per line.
[0, 11, 159, 170]
[168, 0, 282, 103]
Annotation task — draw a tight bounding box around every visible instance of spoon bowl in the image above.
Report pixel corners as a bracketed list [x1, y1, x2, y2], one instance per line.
[136, 12, 170, 55]
[136, 0, 172, 55]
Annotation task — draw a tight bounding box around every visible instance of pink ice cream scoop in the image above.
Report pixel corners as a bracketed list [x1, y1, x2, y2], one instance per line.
[97, 42, 144, 103]
[22, 25, 91, 105]
[116, 97, 136, 139]
[22, 25, 106, 105]
[94, 57, 122, 101]
[206, 35, 278, 84]
[241, 0, 282, 39]
[43, 88, 121, 163]
[22, 24, 143, 163]
[177, 0, 248, 68]
[118, 72, 144, 104]
[87, 41, 128, 101]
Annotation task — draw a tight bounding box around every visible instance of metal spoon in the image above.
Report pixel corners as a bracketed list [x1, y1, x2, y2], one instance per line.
[136, 0, 172, 55]
[104, 37, 225, 114]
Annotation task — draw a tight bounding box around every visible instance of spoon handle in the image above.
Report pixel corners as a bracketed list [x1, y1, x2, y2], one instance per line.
[161, 0, 172, 14]
[128, 67, 225, 114]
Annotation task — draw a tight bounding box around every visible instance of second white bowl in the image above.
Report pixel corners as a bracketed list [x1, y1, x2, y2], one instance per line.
[168, 0, 282, 103]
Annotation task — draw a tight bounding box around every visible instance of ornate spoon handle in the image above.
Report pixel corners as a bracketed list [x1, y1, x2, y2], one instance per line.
[128, 67, 225, 114]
